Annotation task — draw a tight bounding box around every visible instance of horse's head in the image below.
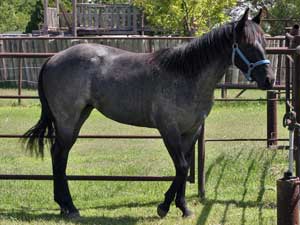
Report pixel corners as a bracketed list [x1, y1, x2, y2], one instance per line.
[232, 8, 275, 90]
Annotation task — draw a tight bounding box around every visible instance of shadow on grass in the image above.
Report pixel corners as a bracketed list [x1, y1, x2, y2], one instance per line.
[196, 149, 277, 225]
[0, 200, 162, 225]
[77, 199, 161, 211]
[0, 210, 159, 225]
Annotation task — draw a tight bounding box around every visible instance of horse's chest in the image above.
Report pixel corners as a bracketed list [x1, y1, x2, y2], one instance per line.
[178, 101, 212, 131]
[153, 95, 213, 133]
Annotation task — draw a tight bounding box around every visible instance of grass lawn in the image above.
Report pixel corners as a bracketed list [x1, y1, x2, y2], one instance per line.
[0, 88, 290, 225]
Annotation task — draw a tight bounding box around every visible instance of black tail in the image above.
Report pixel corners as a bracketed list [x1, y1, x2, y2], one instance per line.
[23, 58, 54, 157]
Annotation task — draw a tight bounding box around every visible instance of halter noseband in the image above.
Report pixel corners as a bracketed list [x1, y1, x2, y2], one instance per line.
[231, 24, 270, 82]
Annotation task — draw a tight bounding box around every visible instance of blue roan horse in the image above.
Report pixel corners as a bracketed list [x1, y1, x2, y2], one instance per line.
[24, 9, 274, 218]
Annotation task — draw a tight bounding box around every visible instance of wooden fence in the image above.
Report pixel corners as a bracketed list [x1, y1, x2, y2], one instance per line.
[47, 8, 60, 31]
[76, 3, 141, 34]
[0, 37, 286, 88]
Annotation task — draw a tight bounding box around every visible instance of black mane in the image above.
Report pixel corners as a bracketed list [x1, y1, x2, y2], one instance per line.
[151, 20, 263, 77]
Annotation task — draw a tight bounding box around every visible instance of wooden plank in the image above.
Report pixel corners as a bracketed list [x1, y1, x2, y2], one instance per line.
[121, 7, 126, 29]
[88, 4, 92, 27]
[9, 40, 17, 85]
[127, 7, 131, 29]
[34, 40, 41, 88]
[21, 40, 29, 86]
[115, 10, 121, 30]
[95, 5, 99, 28]
[0, 40, 7, 80]
[83, 5, 87, 27]
[77, 4, 82, 27]
[132, 7, 137, 33]
[26, 40, 34, 87]
[31, 39, 38, 87]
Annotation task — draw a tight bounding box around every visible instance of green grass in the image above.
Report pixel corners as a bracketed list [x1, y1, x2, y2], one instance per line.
[0, 89, 290, 225]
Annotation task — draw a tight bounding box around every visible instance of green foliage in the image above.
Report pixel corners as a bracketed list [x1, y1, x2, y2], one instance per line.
[25, 0, 44, 33]
[0, 0, 36, 33]
[134, 0, 237, 36]
[0, 0, 72, 34]
[267, 0, 300, 35]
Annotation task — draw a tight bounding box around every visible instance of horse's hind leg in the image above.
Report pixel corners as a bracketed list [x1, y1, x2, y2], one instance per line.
[51, 106, 92, 218]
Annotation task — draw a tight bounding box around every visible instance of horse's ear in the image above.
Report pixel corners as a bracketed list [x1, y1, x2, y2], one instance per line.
[236, 8, 249, 34]
[252, 8, 263, 25]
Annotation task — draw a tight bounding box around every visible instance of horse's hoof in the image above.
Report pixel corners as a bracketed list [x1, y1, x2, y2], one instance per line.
[67, 211, 80, 219]
[182, 209, 193, 218]
[157, 204, 169, 218]
[60, 209, 80, 219]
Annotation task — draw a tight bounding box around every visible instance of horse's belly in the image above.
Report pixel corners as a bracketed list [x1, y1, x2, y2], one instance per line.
[95, 103, 155, 128]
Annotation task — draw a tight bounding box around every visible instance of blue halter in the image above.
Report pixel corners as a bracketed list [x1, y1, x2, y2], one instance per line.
[231, 25, 270, 81]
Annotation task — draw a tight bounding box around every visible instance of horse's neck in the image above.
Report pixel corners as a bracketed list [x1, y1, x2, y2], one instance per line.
[191, 35, 232, 95]
[186, 25, 233, 86]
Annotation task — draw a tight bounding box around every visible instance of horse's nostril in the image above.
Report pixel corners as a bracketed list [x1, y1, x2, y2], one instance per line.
[265, 77, 274, 89]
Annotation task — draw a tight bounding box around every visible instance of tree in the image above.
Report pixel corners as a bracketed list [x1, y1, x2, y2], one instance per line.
[267, 0, 300, 35]
[134, 0, 237, 36]
[25, 0, 44, 33]
[0, 0, 42, 33]
[234, 0, 300, 35]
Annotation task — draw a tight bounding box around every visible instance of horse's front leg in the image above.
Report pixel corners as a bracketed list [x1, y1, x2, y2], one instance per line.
[175, 147, 194, 217]
[157, 125, 191, 218]
[51, 141, 79, 218]
[174, 127, 202, 217]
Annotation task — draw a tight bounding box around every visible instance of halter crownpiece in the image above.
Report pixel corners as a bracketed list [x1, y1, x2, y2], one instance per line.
[231, 23, 270, 82]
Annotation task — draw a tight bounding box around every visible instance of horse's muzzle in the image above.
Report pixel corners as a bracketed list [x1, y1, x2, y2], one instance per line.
[260, 77, 275, 90]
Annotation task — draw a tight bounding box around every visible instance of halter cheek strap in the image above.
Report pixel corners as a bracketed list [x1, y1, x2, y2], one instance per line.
[231, 24, 270, 82]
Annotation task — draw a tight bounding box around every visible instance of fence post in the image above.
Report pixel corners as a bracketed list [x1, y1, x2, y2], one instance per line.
[189, 145, 195, 183]
[267, 90, 277, 147]
[277, 177, 300, 225]
[293, 37, 300, 177]
[72, 0, 77, 37]
[18, 58, 23, 105]
[198, 123, 205, 199]
[43, 0, 49, 35]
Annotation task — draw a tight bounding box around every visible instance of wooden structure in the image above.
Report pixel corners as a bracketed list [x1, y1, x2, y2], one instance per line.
[43, 0, 60, 34]
[43, 0, 144, 36]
